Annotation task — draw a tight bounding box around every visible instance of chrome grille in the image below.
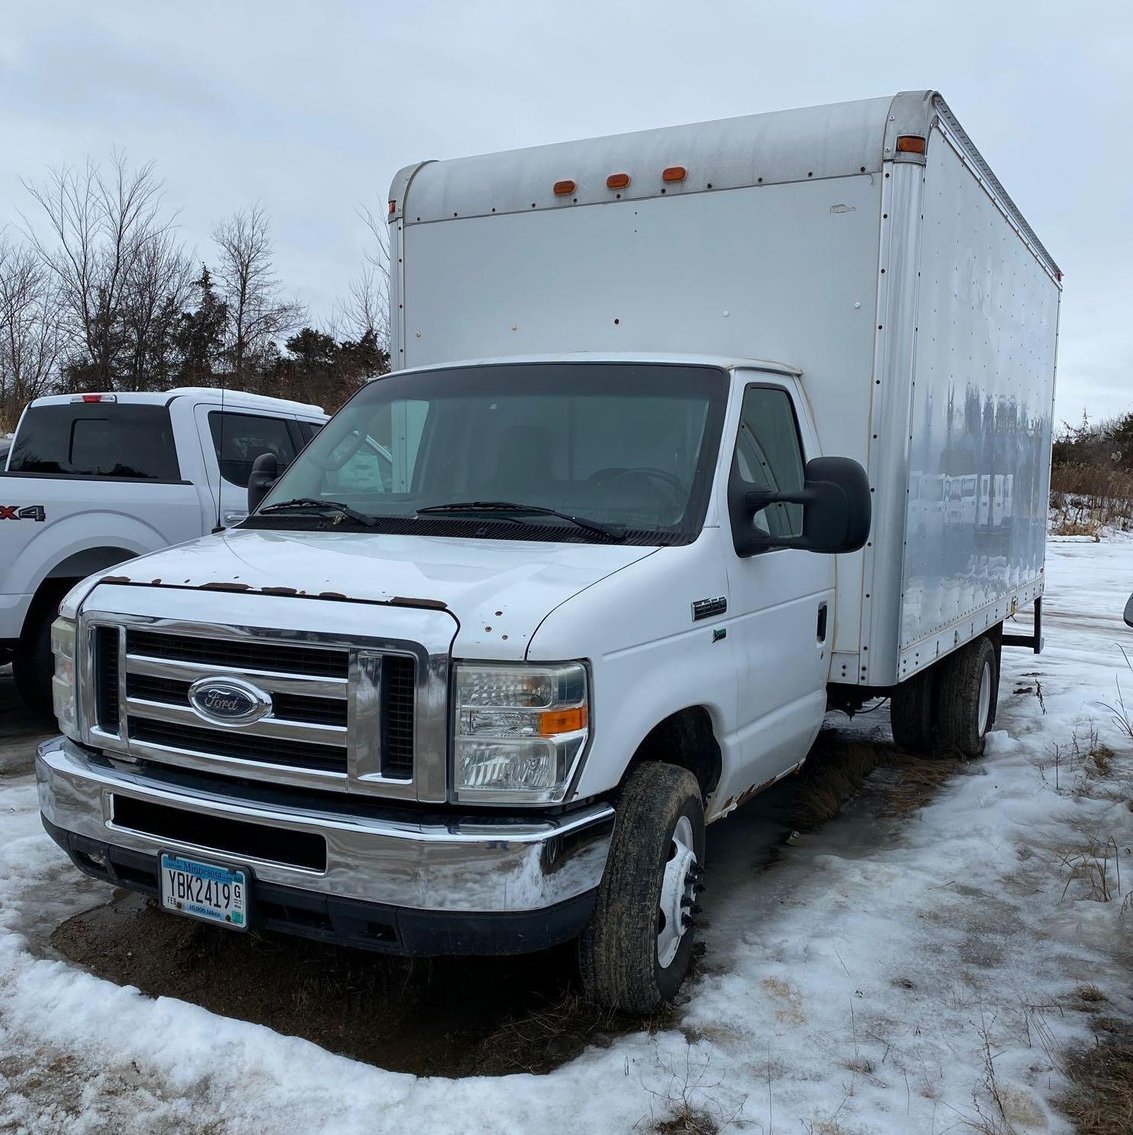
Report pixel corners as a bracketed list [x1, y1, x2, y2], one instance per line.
[87, 622, 419, 794]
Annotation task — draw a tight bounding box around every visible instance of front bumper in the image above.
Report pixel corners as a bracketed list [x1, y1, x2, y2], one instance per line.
[36, 736, 615, 955]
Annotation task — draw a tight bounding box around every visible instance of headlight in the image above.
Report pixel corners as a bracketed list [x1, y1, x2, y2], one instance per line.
[51, 615, 81, 741]
[453, 662, 590, 804]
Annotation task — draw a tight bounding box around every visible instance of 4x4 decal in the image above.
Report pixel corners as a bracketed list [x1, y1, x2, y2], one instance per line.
[0, 505, 46, 522]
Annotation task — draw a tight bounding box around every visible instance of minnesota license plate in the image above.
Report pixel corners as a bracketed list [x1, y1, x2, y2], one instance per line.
[160, 852, 248, 929]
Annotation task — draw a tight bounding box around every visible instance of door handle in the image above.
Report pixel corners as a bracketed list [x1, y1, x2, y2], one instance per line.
[816, 602, 828, 643]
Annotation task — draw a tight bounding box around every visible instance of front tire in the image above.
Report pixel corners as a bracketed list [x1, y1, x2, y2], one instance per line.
[13, 605, 56, 717]
[579, 762, 705, 1014]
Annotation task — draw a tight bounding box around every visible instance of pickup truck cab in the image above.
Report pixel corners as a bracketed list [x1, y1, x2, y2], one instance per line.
[2, 388, 326, 710]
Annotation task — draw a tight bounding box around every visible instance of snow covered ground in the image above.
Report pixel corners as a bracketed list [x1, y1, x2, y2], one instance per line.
[1, 536, 1130, 1134]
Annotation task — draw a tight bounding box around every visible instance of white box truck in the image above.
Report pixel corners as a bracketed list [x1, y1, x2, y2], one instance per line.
[37, 91, 1059, 1012]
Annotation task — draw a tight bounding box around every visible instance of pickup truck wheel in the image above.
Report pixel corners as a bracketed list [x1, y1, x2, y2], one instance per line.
[933, 635, 997, 757]
[13, 607, 55, 717]
[579, 762, 704, 1014]
[889, 669, 936, 752]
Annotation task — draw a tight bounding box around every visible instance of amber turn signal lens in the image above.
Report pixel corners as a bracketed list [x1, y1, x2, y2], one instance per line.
[661, 166, 687, 183]
[895, 135, 927, 154]
[606, 172, 631, 190]
[539, 706, 588, 735]
[553, 180, 576, 196]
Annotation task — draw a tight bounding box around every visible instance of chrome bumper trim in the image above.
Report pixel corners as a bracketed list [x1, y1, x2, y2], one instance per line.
[36, 736, 613, 913]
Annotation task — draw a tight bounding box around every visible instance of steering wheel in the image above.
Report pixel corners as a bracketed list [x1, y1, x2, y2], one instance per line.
[603, 467, 688, 496]
[310, 428, 366, 471]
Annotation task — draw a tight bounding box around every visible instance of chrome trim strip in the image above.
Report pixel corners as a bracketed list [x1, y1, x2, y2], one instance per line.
[125, 654, 349, 699]
[124, 735, 348, 784]
[126, 697, 349, 744]
[38, 736, 613, 912]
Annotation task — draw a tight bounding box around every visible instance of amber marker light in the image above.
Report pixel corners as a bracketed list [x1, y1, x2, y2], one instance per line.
[895, 136, 927, 154]
[539, 706, 589, 735]
[661, 166, 688, 183]
[606, 172, 631, 190]
[553, 180, 576, 196]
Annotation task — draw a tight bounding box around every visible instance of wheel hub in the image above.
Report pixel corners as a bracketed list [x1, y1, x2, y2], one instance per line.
[657, 815, 700, 969]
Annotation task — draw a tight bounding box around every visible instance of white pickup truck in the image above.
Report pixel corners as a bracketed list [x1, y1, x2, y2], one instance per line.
[2, 389, 326, 710]
[37, 91, 1060, 1013]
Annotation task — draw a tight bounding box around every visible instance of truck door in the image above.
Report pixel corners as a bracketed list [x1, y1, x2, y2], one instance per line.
[717, 382, 834, 804]
[194, 407, 299, 527]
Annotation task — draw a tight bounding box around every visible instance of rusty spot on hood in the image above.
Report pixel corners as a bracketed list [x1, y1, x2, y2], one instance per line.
[318, 591, 347, 600]
[100, 575, 132, 584]
[392, 596, 448, 611]
[150, 579, 162, 585]
[200, 581, 252, 592]
[260, 586, 299, 596]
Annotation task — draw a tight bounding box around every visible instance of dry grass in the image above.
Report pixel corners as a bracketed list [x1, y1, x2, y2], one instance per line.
[1050, 465, 1133, 535]
[787, 731, 962, 831]
[1060, 1024, 1133, 1135]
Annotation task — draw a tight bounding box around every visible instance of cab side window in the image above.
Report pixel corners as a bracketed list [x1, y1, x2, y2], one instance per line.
[208, 412, 297, 488]
[733, 387, 806, 539]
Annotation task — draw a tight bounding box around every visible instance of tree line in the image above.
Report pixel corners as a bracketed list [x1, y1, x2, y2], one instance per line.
[0, 153, 390, 431]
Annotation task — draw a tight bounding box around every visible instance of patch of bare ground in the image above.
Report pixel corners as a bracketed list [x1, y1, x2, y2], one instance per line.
[49, 889, 678, 1077]
[1059, 1018, 1133, 1135]
[786, 728, 963, 831]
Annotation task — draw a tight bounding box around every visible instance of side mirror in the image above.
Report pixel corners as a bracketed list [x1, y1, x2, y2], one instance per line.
[247, 452, 279, 514]
[1124, 592, 1133, 629]
[729, 456, 871, 557]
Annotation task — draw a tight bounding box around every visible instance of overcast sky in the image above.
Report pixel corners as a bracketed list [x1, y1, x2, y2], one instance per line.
[3, 0, 1129, 425]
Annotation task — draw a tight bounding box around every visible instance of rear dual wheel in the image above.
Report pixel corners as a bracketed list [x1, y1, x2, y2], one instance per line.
[890, 633, 998, 758]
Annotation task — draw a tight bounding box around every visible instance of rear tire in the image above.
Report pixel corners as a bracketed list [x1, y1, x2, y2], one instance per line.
[890, 669, 936, 752]
[933, 635, 998, 757]
[579, 762, 705, 1014]
[13, 605, 56, 717]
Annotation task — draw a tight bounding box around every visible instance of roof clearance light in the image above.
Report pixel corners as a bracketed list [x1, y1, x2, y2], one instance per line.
[895, 135, 927, 154]
[553, 180, 576, 196]
[606, 173, 631, 190]
[661, 166, 687, 183]
[388, 199, 397, 215]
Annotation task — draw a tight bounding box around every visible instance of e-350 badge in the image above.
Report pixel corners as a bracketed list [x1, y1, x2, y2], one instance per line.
[0, 505, 46, 522]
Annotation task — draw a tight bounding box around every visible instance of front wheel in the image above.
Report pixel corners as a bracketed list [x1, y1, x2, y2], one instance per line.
[579, 762, 705, 1014]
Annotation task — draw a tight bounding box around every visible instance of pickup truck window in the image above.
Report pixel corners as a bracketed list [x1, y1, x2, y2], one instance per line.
[208, 412, 297, 488]
[734, 386, 805, 538]
[255, 362, 728, 543]
[7, 404, 181, 480]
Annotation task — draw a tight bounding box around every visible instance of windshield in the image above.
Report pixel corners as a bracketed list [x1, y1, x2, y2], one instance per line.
[252, 362, 728, 543]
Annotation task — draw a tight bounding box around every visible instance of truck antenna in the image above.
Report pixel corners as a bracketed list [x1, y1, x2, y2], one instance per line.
[212, 368, 227, 534]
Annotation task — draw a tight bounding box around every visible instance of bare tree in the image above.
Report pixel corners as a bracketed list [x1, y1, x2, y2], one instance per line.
[22, 154, 184, 389]
[0, 237, 64, 428]
[333, 203, 390, 352]
[212, 204, 304, 388]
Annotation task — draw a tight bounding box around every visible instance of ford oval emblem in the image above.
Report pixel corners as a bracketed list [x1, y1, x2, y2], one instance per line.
[187, 676, 272, 726]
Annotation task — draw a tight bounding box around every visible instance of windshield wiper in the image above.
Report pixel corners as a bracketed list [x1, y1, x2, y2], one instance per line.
[258, 497, 377, 527]
[416, 500, 627, 541]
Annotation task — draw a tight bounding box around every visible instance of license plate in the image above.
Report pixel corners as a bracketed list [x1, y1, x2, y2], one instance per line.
[160, 852, 248, 930]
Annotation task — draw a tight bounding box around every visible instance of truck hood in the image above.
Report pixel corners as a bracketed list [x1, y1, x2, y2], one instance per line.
[95, 528, 658, 658]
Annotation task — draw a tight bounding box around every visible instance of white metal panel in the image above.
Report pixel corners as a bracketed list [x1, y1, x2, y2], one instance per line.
[401, 175, 882, 458]
[396, 96, 894, 225]
[892, 127, 1059, 679]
